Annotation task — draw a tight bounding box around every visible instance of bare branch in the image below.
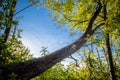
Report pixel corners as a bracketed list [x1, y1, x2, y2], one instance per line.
[68, 55, 79, 67]
[14, 1, 39, 16]
[92, 23, 105, 32]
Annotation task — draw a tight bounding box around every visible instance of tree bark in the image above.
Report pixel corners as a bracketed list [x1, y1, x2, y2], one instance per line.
[105, 34, 116, 80]
[3, 0, 17, 43]
[0, 2, 103, 80]
[0, 0, 17, 66]
[103, 4, 116, 80]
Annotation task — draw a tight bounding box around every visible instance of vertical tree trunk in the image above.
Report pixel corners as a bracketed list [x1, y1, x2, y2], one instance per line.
[103, 4, 116, 80]
[0, 0, 17, 64]
[3, 0, 17, 43]
[105, 33, 116, 80]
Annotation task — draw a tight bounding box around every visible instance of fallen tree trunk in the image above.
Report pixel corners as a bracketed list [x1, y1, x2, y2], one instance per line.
[0, 2, 103, 80]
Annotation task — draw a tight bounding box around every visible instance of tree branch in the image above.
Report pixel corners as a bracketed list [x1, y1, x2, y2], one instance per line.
[86, 2, 102, 31]
[68, 55, 79, 67]
[14, 1, 39, 16]
[92, 23, 105, 32]
[3, 0, 17, 43]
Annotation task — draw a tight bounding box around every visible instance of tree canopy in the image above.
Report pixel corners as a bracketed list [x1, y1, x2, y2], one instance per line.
[0, 0, 120, 79]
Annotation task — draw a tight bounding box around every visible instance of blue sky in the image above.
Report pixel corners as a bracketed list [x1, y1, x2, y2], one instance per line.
[15, 0, 81, 57]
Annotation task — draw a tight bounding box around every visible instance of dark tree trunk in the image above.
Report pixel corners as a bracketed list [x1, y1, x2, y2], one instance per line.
[105, 33, 116, 80]
[0, 0, 17, 55]
[0, 2, 103, 80]
[3, 0, 17, 43]
[0, 0, 17, 65]
[103, 4, 116, 80]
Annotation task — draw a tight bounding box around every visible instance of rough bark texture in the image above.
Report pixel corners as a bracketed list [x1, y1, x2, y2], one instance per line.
[0, 2, 103, 80]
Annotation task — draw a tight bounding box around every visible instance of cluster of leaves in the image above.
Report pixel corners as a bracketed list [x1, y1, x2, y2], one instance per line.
[41, 0, 120, 34]
[0, 31, 33, 65]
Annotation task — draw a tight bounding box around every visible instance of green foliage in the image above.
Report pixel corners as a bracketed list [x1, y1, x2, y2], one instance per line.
[43, 0, 120, 35]
[40, 47, 49, 56]
[8, 73, 17, 80]
[0, 26, 33, 65]
[0, 0, 33, 64]
[0, 0, 33, 79]
[43, 0, 97, 32]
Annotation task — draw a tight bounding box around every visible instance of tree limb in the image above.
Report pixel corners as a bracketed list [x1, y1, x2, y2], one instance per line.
[14, 1, 39, 16]
[68, 55, 79, 67]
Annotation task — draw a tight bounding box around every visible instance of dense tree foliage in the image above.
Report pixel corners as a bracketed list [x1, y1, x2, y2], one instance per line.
[0, 0, 33, 64]
[0, 0, 120, 79]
